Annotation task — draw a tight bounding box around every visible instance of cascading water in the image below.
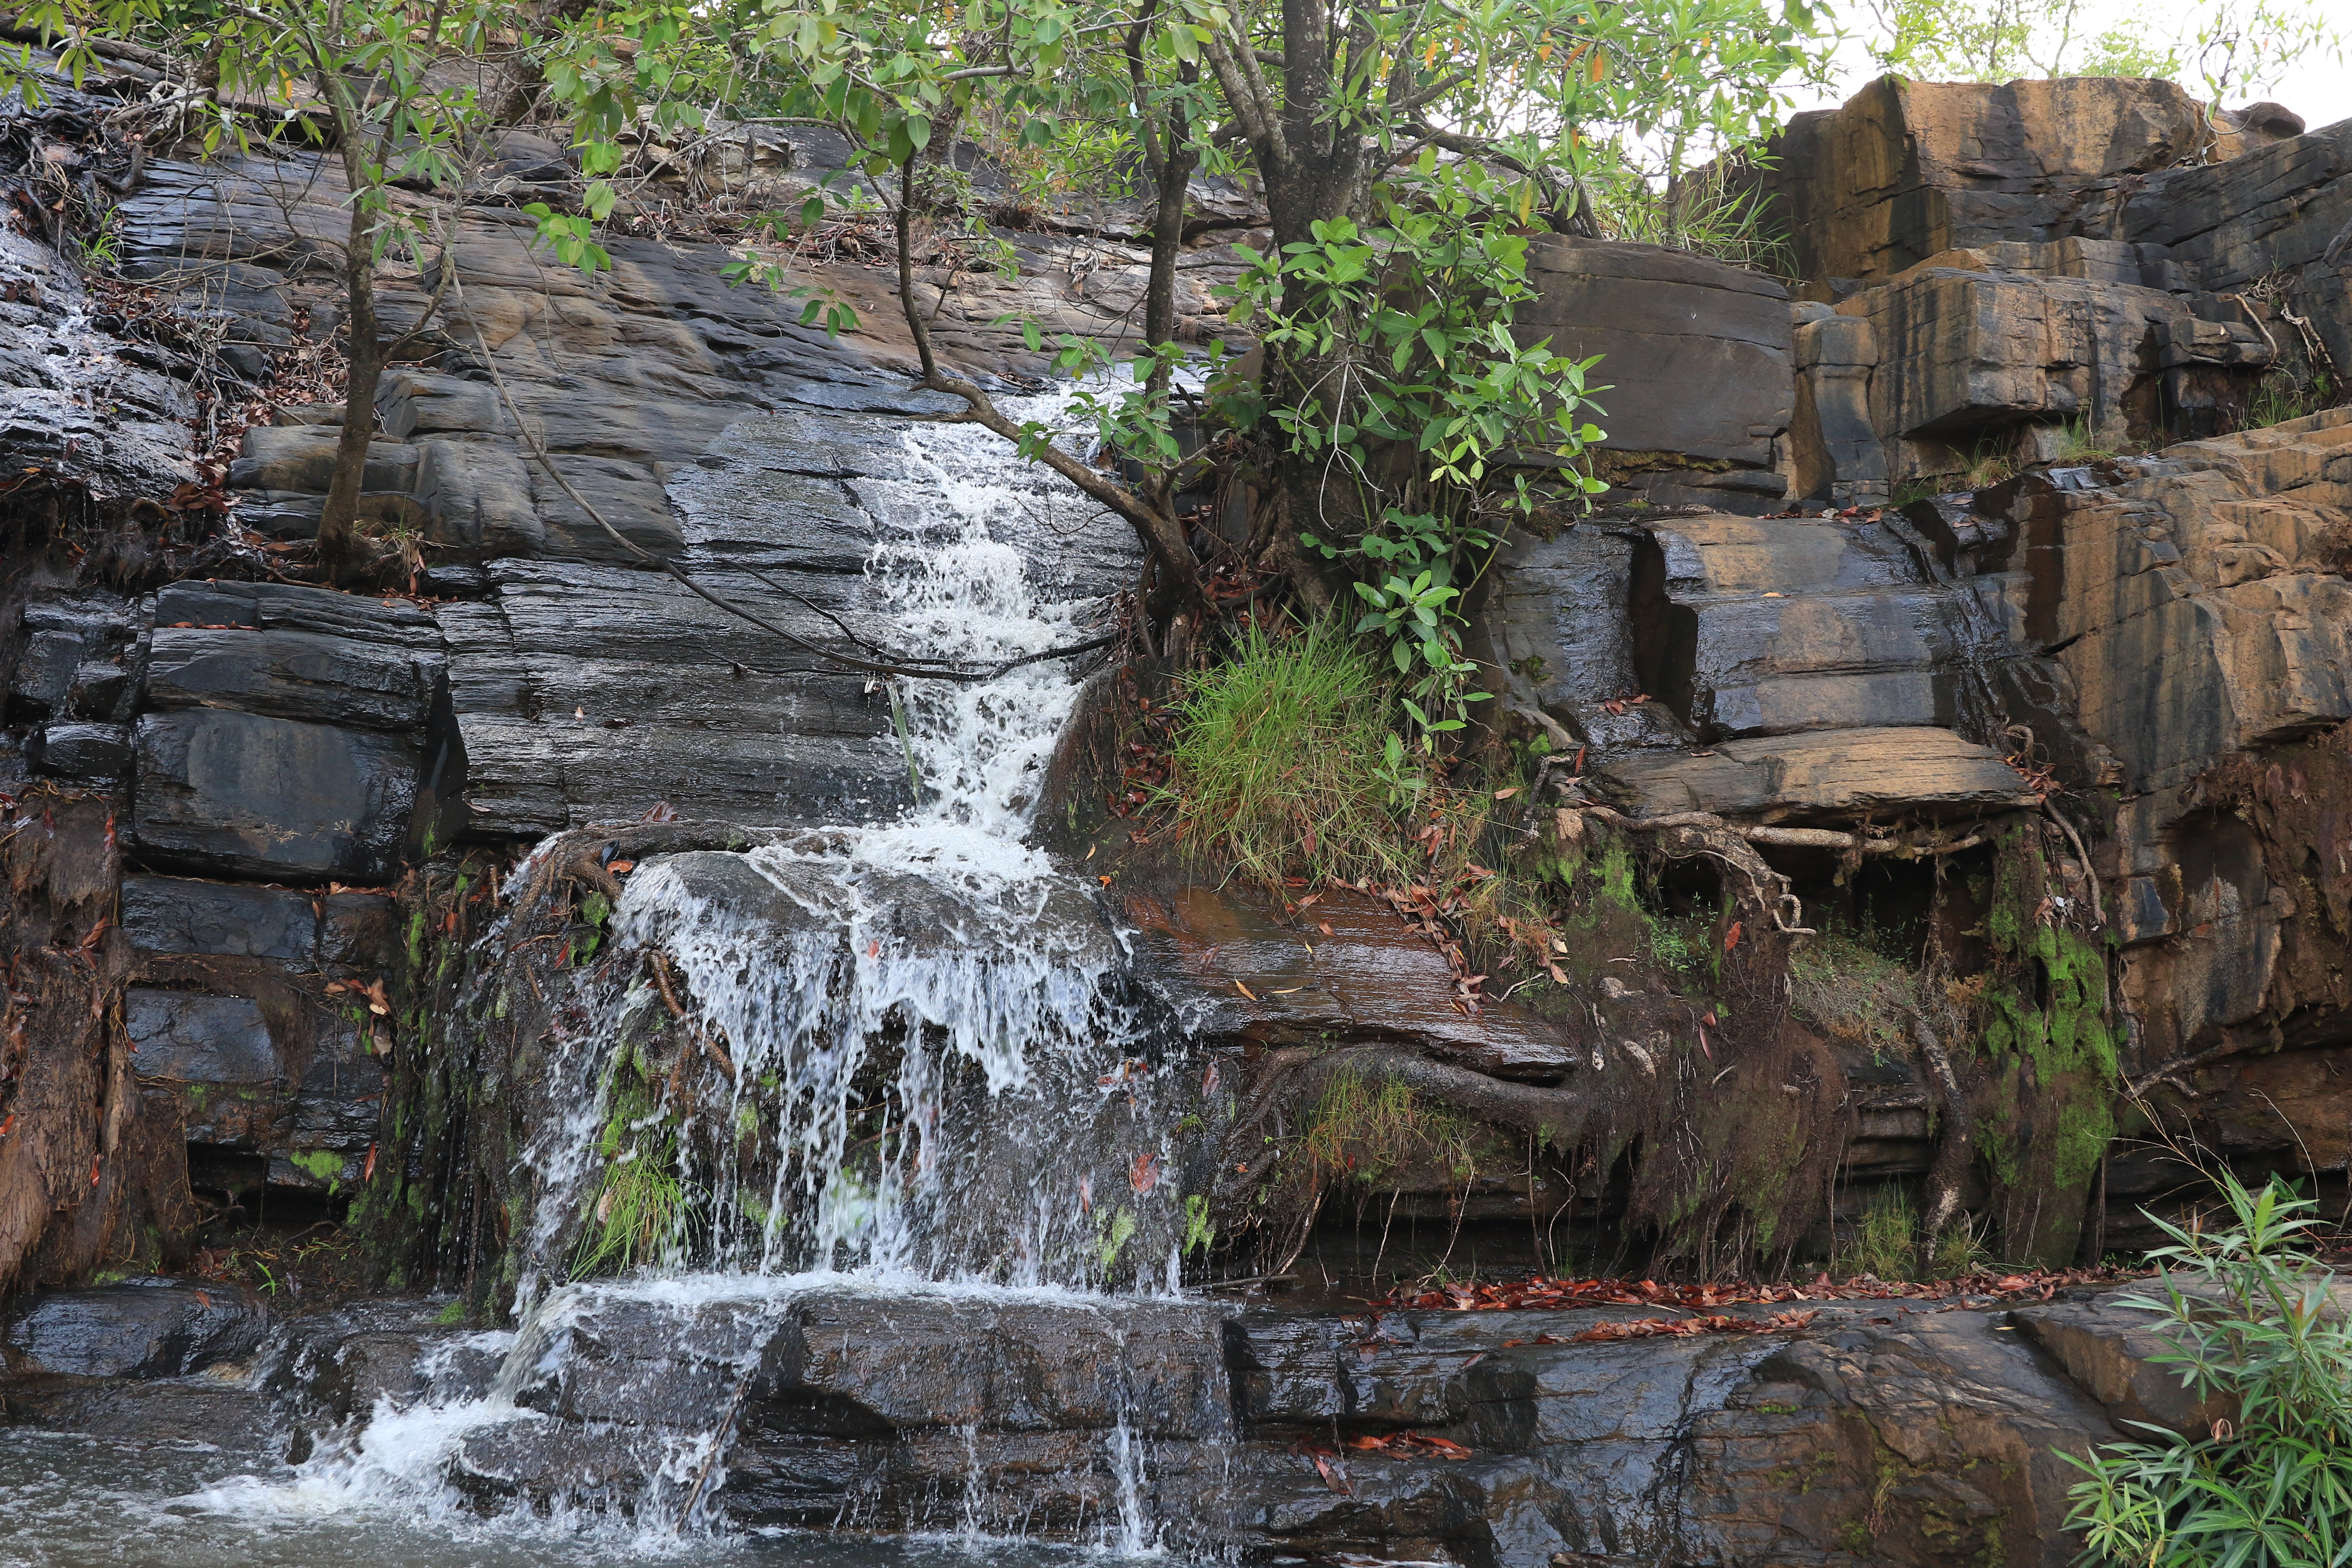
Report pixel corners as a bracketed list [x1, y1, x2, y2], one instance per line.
[510, 389, 1189, 1296]
[200, 392, 1209, 1552]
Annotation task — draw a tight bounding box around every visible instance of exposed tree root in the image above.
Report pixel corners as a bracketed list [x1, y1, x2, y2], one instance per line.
[1912, 1014, 1974, 1268]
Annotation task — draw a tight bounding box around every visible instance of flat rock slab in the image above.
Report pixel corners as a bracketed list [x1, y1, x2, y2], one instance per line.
[0, 1377, 284, 1451]
[153, 580, 444, 649]
[1121, 884, 1580, 1081]
[145, 627, 445, 732]
[1605, 726, 2037, 821]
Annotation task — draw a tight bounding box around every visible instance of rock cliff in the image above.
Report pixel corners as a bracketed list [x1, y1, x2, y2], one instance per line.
[2, 57, 2350, 1568]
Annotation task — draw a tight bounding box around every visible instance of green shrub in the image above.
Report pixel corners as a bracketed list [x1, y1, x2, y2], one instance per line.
[2064, 1171, 2352, 1568]
[1159, 619, 1418, 887]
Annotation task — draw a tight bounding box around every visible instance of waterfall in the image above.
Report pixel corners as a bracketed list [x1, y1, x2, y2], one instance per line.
[201, 392, 1200, 1546]
[503, 391, 1186, 1297]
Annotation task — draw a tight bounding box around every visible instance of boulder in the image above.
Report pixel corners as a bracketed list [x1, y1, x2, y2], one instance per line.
[1989, 410, 2352, 791]
[411, 437, 544, 554]
[125, 986, 377, 1166]
[1828, 257, 2272, 488]
[144, 626, 446, 732]
[1791, 309, 1885, 504]
[2011, 1288, 2230, 1437]
[1632, 514, 1978, 740]
[26, 721, 132, 780]
[8, 594, 134, 720]
[227, 423, 418, 494]
[441, 560, 900, 834]
[120, 875, 321, 964]
[0, 1281, 270, 1378]
[1482, 523, 1699, 756]
[150, 579, 443, 648]
[124, 989, 281, 1086]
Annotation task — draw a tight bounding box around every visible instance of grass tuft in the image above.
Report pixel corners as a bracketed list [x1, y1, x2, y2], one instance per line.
[1304, 1069, 1478, 1189]
[2242, 368, 2337, 432]
[1789, 931, 1930, 1061]
[1836, 1185, 1989, 1281]
[1158, 619, 1419, 887]
[571, 1153, 686, 1278]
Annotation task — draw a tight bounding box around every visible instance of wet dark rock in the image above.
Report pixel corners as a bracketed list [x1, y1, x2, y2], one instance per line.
[0, 1377, 284, 1450]
[125, 983, 377, 1166]
[1682, 1308, 2124, 1567]
[146, 627, 447, 733]
[131, 707, 424, 882]
[1518, 236, 1791, 511]
[440, 561, 900, 835]
[227, 424, 419, 494]
[9, 595, 135, 720]
[1521, 236, 1793, 469]
[1482, 524, 1695, 756]
[125, 989, 281, 1085]
[0, 227, 198, 503]
[121, 875, 320, 964]
[0, 1281, 269, 1378]
[26, 721, 132, 779]
[318, 891, 401, 974]
[1638, 514, 1967, 740]
[151, 580, 444, 649]
[427, 1288, 2135, 1565]
[279, 1313, 511, 1422]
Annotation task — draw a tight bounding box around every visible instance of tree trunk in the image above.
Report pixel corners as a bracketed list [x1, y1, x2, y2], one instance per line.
[316, 206, 385, 585]
[1140, 138, 1194, 374]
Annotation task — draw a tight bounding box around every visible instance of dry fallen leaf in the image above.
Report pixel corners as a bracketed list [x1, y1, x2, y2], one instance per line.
[1234, 980, 1258, 1001]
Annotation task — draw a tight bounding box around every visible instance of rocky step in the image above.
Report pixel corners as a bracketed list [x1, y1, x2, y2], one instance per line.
[1602, 725, 2040, 822]
[0, 1273, 2260, 1567]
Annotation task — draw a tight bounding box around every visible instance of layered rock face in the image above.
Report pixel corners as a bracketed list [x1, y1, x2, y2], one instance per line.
[3, 58, 2352, 1568]
[1746, 80, 2342, 503]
